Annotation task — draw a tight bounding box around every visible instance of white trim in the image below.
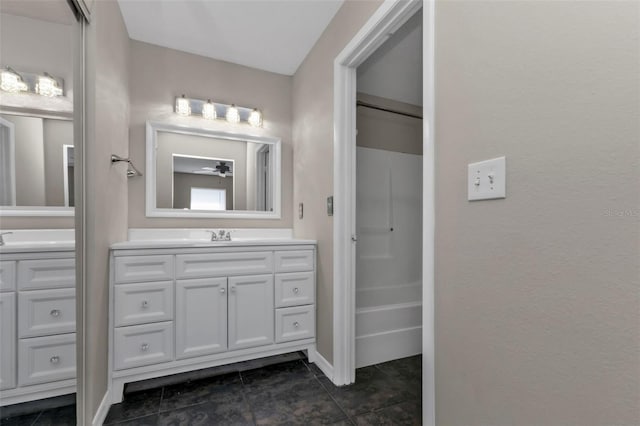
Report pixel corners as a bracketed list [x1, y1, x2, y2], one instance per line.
[92, 391, 111, 426]
[333, 0, 435, 425]
[63, 144, 74, 207]
[310, 350, 334, 381]
[0, 116, 16, 207]
[421, 0, 436, 424]
[145, 121, 281, 219]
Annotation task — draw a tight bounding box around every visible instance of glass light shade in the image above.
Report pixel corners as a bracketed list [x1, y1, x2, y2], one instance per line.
[202, 101, 216, 120]
[0, 69, 28, 93]
[35, 75, 63, 97]
[248, 109, 263, 127]
[176, 96, 191, 116]
[225, 104, 240, 124]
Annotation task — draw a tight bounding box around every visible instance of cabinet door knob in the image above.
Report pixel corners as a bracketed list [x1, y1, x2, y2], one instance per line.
[293, 322, 300, 328]
[220, 288, 226, 294]
[50, 356, 60, 364]
[50, 309, 61, 317]
[141, 300, 149, 309]
[141, 343, 149, 352]
[293, 287, 299, 294]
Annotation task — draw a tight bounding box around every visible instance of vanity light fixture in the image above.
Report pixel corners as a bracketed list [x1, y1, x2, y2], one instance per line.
[176, 94, 191, 116]
[35, 73, 63, 97]
[202, 99, 216, 120]
[0, 67, 28, 93]
[173, 96, 263, 127]
[225, 104, 240, 124]
[248, 108, 262, 127]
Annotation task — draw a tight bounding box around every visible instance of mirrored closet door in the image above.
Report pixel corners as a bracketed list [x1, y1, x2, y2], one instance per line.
[0, 0, 87, 424]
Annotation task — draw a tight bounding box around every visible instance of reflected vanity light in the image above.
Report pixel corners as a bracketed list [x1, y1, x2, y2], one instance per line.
[176, 95, 191, 116]
[0, 67, 64, 97]
[35, 73, 63, 97]
[173, 95, 263, 127]
[0, 68, 28, 93]
[225, 104, 240, 124]
[202, 99, 216, 120]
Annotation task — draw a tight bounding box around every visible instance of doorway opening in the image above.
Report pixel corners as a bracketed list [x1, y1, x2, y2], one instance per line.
[332, 0, 435, 424]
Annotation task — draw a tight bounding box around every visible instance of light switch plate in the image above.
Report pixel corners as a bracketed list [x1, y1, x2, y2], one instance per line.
[298, 203, 304, 219]
[468, 156, 506, 201]
[327, 196, 334, 216]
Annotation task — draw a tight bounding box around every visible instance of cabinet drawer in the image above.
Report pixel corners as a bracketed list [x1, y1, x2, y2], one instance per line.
[114, 281, 173, 327]
[0, 293, 16, 390]
[114, 322, 173, 370]
[275, 272, 315, 308]
[19, 289, 76, 338]
[275, 305, 315, 343]
[114, 255, 174, 284]
[18, 333, 76, 386]
[18, 259, 75, 290]
[176, 252, 273, 279]
[0, 261, 16, 292]
[274, 250, 314, 273]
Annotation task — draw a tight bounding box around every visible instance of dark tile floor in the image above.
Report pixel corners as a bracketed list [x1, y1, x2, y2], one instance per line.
[1, 355, 422, 425]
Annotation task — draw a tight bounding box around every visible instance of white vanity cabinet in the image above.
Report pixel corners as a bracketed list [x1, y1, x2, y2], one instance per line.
[0, 250, 76, 406]
[109, 241, 316, 404]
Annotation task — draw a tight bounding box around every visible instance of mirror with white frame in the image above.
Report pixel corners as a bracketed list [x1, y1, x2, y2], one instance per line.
[146, 121, 281, 219]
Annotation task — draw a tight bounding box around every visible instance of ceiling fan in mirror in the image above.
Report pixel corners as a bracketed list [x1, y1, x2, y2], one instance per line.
[193, 161, 233, 177]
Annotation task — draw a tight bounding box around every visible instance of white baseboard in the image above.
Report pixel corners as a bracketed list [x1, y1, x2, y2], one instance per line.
[92, 391, 111, 426]
[310, 350, 334, 382]
[356, 326, 422, 368]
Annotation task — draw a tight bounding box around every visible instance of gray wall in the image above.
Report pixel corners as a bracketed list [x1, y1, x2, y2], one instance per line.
[83, 0, 130, 422]
[128, 40, 292, 228]
[155, 132, 246, 210]
[434, 1, 640, 424]
[292, 0, 383, 364]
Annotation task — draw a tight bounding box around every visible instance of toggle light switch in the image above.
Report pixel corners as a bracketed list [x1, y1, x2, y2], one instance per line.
[468, 156, 506, 201]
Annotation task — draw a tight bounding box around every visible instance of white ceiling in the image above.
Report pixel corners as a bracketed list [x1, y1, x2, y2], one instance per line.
[117, 0, 344, 76]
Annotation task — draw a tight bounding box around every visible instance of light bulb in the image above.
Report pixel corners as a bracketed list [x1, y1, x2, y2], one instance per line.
[35, 74, 63, 97]
[176, 95, 191, 116]
[248, 108, 262, 127]
[225, 104, 240, 124]
[0, 68, 28, 93]
[202, 100, 216, 120]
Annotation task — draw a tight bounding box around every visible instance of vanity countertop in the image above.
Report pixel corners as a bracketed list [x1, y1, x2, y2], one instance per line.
[0, 242, 75, 254]
[110, 239, 317, 250]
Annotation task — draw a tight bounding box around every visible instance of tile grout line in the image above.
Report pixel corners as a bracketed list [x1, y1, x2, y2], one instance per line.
[313, 375, 355, 425]
[29, 410, 43, 426]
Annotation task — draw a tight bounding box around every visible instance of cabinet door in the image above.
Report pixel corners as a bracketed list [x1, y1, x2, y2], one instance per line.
[228, 274, 274, 350]
[0, 292, 16, 390]
[175, 278, 227, 360]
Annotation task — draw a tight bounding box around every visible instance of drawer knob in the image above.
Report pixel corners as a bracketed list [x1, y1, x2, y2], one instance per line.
[220, 288, 226, 294]
[50, 309, 61, 317]
[293, 321, 300, 328]
[141, 343, 149, 352]
[50, 356, 60, 364]
[293, 287, 299, 294]
[141, 300, 149, 309]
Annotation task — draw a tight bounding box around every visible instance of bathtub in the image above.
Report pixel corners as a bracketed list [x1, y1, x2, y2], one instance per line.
[355, 282, 422, 368]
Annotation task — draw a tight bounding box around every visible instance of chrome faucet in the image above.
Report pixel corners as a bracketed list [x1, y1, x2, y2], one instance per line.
[0, 232, 13, 246]
[206, 230, 218, 241]
[218, 230, 232, 241]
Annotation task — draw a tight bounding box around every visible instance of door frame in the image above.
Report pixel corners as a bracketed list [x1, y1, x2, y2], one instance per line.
[332, 0, 435, 424]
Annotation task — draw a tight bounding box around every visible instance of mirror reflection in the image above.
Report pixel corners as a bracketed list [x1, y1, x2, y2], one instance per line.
[0, 1, 75, 215]
[149, 124, 279, 217]
[0, 115, 73, 207]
